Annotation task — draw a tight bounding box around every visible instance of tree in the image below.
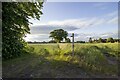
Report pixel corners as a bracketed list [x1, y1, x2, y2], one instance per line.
[107, 37, 114, 43]
[98, 38, 102, 43]
[93, 39, 98, 43]
[49, 29, 68, 43]
[76, 41, 85, 43]
[89, 37, 92, 43]
[114, 39, 119, 42]
[65, 38, 71, 43]
[49, 40, 56, 43]
[2, 2, 43, 60]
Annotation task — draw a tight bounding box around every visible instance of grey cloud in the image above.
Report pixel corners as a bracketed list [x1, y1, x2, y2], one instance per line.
[30, 25, 79, 34]
[25, 34, 50, 42]
[99, 32, 118, 39]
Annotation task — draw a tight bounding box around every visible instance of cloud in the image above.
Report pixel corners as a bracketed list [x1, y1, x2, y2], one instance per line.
[29, 10, 118, 33]
[105, 11, 118, 24]
[25, 31, 118, 42]
[99, 32, 118, 38]
[107, 11, 118, 17]
[55, 18, 102, 27]
[93, 3, 109, 10]
[29, 17, 108, 35]
[32, 17, 109, 30]
[24, 34, 50, 42]
[30, 24, 79, 34]
[93, 3, 106, 7]
[25, 11, 118, 42]
[107, 17, 118, 24]
[47, 18, 91, 28]
[73, 32, 118, 41]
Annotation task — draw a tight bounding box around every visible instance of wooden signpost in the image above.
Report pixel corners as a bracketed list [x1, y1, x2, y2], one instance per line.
[71, 33, 74, 56]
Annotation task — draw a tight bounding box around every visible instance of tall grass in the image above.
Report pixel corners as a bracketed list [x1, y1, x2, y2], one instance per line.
[28, 43, 118, 76]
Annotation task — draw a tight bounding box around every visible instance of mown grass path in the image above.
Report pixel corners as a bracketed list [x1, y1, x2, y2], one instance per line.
[3, 54, 90, 78]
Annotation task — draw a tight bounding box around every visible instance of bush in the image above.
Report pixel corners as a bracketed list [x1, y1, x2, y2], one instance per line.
[38, 48, 49, 56]
[26, 46, 35, 53]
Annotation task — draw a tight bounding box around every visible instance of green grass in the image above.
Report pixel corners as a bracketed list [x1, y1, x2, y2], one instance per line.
[3, 43, 119, 78]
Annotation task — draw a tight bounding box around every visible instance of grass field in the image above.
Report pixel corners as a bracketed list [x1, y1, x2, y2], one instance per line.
[3, 43, 119, 78]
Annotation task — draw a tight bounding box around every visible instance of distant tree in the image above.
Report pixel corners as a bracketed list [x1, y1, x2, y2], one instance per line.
[42, 41, 46, 43]
[89, 37, 92, 43]
[49, 40, 56, 43]
[102, 39, 107, 43]
[114, 39, 119, 42]
[65, 38, 71, 43]
[98, 38, 103, 43]
[49, 29, 68, 43]
[89, 37, 120, 43]
[76, 41, 85, 43]
[118, 39, 120, 43]
[107, 37, 114, 43]
[93, 39, 98, 43]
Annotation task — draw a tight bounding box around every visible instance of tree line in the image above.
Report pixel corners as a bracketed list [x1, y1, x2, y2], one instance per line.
[28, 37, 119, 44]
[89, 37, 120, 43]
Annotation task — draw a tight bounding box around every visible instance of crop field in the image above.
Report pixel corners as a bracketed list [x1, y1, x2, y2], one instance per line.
[3, 43, 119, 78]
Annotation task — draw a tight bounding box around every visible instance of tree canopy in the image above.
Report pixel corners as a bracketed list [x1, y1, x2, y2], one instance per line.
[2, 2, 43, 60]
[107, 37, 114, 43]
[49, 29, 68, 43]
[89, 37, 92, 43]
[65, 38, 71, 43]
[98, 38, 102, 43]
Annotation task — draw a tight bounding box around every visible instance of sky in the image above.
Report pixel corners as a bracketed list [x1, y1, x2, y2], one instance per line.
[24, 2, 118, 42]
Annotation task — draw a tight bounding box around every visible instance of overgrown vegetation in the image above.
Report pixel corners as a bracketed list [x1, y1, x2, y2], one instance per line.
[3, 43, 119, 78]
[2, 2, 43, 60]
[26, 43, 120, 76]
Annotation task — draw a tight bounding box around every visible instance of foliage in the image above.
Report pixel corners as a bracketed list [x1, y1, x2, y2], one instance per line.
[89, 37, 92, 43]
[2, 2, 43, 60]
[76, 41, 85, 43]
[98, 38, 102, 43]
[93, 38, 119, 43]
[107, 37, 114, 43]
[65, 38, 71, 43]
[49, 29, 68, 43]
